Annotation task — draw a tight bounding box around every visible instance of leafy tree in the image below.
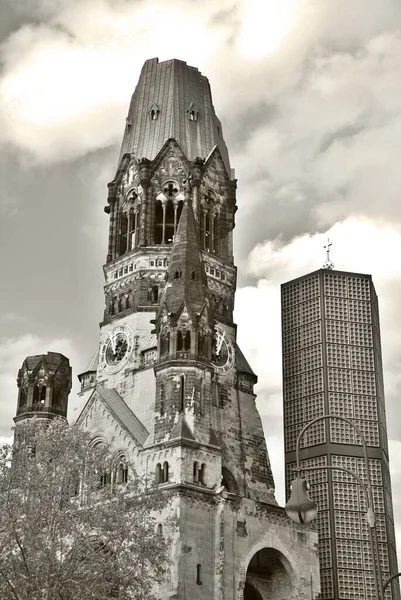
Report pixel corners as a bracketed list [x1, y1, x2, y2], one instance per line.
[0, 418, 168, 600]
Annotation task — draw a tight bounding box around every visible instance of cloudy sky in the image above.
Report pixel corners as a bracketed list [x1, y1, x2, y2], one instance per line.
[1, 0, 401, 559]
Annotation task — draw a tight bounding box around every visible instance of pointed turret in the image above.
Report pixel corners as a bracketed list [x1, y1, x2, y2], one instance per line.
[161, 187, 209, 319]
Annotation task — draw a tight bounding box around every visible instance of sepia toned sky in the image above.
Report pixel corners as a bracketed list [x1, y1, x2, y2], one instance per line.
[1, 0, 401, 558]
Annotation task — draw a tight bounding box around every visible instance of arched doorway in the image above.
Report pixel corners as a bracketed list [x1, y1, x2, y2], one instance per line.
[244, 547, 293, 600]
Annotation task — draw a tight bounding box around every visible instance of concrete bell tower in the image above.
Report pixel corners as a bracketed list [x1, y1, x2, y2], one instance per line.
[77, 58, 320, 600]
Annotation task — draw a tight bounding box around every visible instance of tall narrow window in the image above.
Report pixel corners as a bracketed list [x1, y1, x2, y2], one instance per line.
[119, 212, 128, 255]
[160, 384, 165, 416]
[184, 330, 191, 351]
[151, 285, 159, 303]
[193, 461, 199, 483]
[154, 201, 163, 244]
[165, 200, 174, 244]
[116, 460, 128, 484]
[199, 464, 205, 485]
[196, 564, 202, 585]
[155, 463, 162, 484]
[33, 385, 40, 405]
[40, 385, 46, 404]
[180, 375, 185, 412]
[177, 330, 183, 351]
[163, 461, 169, 482]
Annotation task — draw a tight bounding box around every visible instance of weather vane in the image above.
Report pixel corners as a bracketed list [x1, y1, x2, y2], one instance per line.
[323, 238, 334, 270]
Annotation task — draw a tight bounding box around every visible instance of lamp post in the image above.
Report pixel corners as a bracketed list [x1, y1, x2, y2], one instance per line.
[285, 414, 384, 600]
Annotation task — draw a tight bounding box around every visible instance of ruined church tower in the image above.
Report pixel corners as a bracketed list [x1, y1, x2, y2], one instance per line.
[76, 58, 320, 599]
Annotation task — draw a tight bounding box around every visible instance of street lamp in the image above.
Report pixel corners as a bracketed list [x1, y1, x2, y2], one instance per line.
[285, 414, 384, 600]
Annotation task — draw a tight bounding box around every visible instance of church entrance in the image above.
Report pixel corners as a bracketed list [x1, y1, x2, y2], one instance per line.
[244, 547, 293, 600]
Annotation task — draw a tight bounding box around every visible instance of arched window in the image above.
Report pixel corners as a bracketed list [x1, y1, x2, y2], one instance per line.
[155, 463, 162, 484]
[116, 458, 128, 484]
[177, 330, 183, 352]
[99, 471, 112, 488]
[33, 385, 40, 405]
[197, 564, 202, 585]
[163, 461, 169, 483]
[179, 376, 185, 412]
[119, 212, 128, 255]
[154, 201, 163, 244]
[157, 523, 163, 536]
[165, 200, 174, 244]
[40, 385, 46, 404]
[193, 461, 199, 483]
[174, 270, 181, 279]
[184, 330, 191, 351]
[191, 270, 196, 280]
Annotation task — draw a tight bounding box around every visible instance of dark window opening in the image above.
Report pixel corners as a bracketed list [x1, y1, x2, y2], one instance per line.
[119, 212, 128, 255]
[156, 463, 162, 484]
[179, 375, 185, 412]
[174, 270, 181, 279]
[116, 461, 128, 484]
[99, 471, 112, 488]
[148, 285, 159, 303]
[165, 199, 174, 244]
[154, 201, 163, 244]
[150, 109, 158, 120]
[160, 332, 170, 355]
[197, 564, 202, 585]
[177, 330, 183, 351]
[199, 464, 205, 485]
[184, 330, 191, 351]
[157, 524, 163, 536]
[191, 270, 196, 280]
[193, 461, 199, 483]
[33, 385, 40, 405]
[40, 385, 46, 404]
[163, 461, 169, 482]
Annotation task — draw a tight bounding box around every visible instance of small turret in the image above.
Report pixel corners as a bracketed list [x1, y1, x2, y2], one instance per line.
[14, 352, 72, 425]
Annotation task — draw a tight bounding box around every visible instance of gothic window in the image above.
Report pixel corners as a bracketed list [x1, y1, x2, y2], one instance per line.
[157, 524, 163, 536]
[155, 463, 162, 484]
[162, 461, 169, 482]
[154, 200, 163, 244]
[160, 331, 170, 355]
[149, 104, 160, 121]
[39, 385, 46, 404]
[191, 270, 196, 280]
[179, 375, 185, 412]
[184, 330, 191, 351]
[99, 471, 112, 488]
[177, 330, 183, 351]
[119, 212, 128, 255]
[33, 385, 40, 405]
[174, 270, 181, 279]
[165, 200, 174, 244]
[115, 458, 128, 485]
[200, 199, 219, 253]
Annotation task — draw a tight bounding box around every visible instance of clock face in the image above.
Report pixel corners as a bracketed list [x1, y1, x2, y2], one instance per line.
[100, 324, 134, 374]
[211, 325, 235, 374]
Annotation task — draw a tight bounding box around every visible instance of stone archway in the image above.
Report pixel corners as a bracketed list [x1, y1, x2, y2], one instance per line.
[244, 547, 294, 600]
